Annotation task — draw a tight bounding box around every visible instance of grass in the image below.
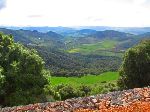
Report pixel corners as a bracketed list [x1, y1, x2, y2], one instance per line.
[68, 48, 80, 53]
[67, 40, 122, 56]
[50, 72, 119, 87]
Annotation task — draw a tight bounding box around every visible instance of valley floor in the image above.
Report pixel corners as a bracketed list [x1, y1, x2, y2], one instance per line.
[49, 72, 119, 98]
[51, 72, 119, 87]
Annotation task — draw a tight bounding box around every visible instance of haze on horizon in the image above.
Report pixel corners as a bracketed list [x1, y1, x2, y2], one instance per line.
[0, 0, 150, 27]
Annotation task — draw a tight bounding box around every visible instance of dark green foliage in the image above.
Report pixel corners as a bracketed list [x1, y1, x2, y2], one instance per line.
[1, 28, 145, 77]
[104, 83, 117, 92]
[50, 83, 118, 100]
[92, 30, 133, 40]
[0, 33, 48, 106]
[44, 84, 61, 101]
[31, 46, 121, 77]
[55, 84, 79, 100]
[118, 39, 150, 89]
[79, 85, 91, 96]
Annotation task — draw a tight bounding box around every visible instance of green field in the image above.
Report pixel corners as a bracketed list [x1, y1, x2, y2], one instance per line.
[67, 40, 123, 56]
[68, 40, 117, 53]
[50, 72, 119, 87]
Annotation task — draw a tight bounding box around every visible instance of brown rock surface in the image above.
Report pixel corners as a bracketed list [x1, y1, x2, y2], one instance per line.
[1, 87, 150, 112]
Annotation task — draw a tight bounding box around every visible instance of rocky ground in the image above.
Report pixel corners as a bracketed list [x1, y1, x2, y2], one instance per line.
[1, 87, 150, 112]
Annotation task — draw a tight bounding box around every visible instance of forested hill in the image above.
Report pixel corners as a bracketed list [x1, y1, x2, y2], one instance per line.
[0, 28, 65, 48]
[0, 28, 149, 76]
[0, 27, 146, 46]
[91, 30, 134, 40]
[31, 46, 121, 76]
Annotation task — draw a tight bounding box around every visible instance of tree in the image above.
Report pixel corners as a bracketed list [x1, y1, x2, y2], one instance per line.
[0, 33, 49, 106]
[118, 39, 150, 89]
[79, 85, 91, 96]
[57, 84, 79, 100]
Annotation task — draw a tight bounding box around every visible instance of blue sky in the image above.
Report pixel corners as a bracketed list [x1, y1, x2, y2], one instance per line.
[0, 0, 150, 27]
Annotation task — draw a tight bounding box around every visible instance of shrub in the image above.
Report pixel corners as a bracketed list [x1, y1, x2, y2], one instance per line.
[0, 33, 49, 106]
[118, 39, 150, 89]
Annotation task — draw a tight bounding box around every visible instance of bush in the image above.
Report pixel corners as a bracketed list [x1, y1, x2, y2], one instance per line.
[79, 85, 91, 96]
[58, 84, 79, 100]
[118, 39, 150, 89]
[0, 33, 49, 106]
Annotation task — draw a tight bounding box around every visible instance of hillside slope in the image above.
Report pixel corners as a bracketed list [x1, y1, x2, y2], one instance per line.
[0, 28, 65, 48]
[1, 87, 150, 111]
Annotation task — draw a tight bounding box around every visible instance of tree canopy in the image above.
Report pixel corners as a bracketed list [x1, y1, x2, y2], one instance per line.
[118, 39, 150, 89]
[0, 33, 49, 106]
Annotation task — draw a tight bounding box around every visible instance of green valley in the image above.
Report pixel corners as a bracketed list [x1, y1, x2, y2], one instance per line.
[51, 72, 119, 87]
[46, 72, 119, 100]
[67, 40, 122, 56]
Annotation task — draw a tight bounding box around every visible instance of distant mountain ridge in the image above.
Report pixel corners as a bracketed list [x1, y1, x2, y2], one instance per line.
[0, 27, 149, 51]
[0, 27, 149, 43]
[91, 30, 134, 40]
[2, 26, 150, 34]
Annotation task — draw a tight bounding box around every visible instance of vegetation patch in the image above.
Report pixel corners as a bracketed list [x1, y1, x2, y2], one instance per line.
[51, 72, 119, 87]
[45, 72, 119, 100]
[67, 40, 120, 56]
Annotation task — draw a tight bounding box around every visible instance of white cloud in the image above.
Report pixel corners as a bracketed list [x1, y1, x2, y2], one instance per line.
[0, 0, 150, 27]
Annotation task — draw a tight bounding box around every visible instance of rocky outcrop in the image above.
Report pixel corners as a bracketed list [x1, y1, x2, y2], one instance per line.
[1, 87, 150, 112]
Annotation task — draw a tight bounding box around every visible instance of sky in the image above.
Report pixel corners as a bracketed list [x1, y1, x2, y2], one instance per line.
[0, 0, 150, 27]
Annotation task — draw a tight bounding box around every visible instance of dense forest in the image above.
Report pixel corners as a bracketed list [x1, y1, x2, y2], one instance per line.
[31, 46, 121, 76]
[0, 28, 148, 76]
